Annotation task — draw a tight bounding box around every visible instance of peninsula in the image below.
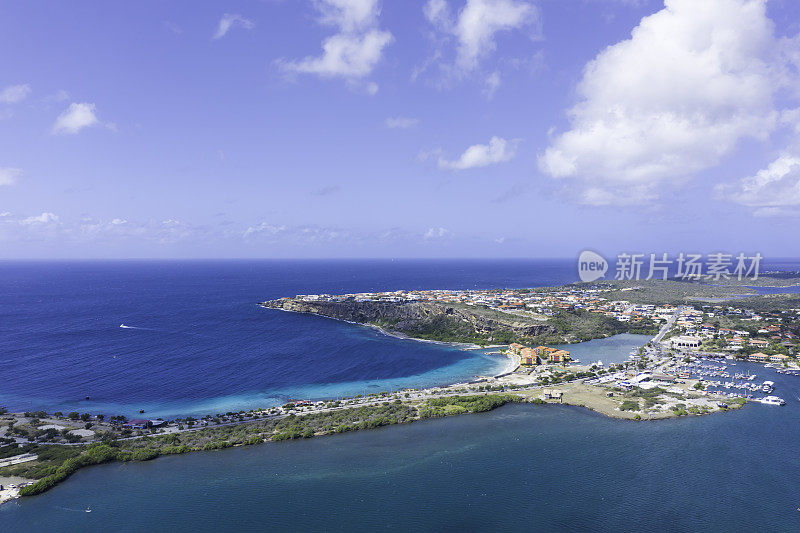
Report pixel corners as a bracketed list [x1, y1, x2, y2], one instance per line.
[2, 277, 799, 503]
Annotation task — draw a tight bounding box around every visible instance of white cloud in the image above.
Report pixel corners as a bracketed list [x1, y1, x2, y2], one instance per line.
[483, 71, 501, 98]
[213, 14, 254, 40]
[437, 136, 519, 170]
[243, 222, 350, 244]
[286, 31, 392, 78]
[22, 212, 59, 225]
[244, 223, 287, 238]
[719, 154, 800, 214]
[0, 84, 31, 104]
[385, 116, 419, 129]
[279, 0, 392, 83]
[538, 0, 786, 205]
[0, 167, 22, 186]
[52, 103, 99, 134]
[317, 0, 379, 31]
[424, 226, 451, 240]
[423, 0, 537, 75]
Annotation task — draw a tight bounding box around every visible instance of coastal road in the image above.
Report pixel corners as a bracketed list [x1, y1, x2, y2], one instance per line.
[652, 306, 683, 344]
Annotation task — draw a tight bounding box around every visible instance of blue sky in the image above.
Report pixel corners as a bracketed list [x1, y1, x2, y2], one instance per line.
[2, 0, 800, 259]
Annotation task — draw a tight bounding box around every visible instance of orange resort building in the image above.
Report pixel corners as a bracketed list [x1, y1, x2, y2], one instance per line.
[750, 352, 789, 363]
[508, 343, 571, 365]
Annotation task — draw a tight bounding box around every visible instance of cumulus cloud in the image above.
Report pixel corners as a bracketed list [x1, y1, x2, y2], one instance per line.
[243, 222, 287, 239]
[0, 84, 31, 104]
[279, 0, 392, 85]
[52, 103, 99, 134]
[22, 212, 59, 225]
[385, 116, 419, 129]
[437, 136, 519, 170]
[423, 0, 537, 78]
[538, 0, 786, 205]
[424, 226, 451, 240]
[0, 167, 22, 186]
[243, 222, 350, 244]
[213, 14, 255, 40]
[718, 154, 800, 215]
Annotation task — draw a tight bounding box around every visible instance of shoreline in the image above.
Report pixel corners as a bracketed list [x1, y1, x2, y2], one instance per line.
[262, 303, 516, 380]
[0, 476, 34, 504]
[260, 304, 483, 350]
[0, 387, 740, 504]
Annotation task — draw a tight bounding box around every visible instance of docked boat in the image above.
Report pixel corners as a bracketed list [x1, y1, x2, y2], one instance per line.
[762, 381, 775, 393]
[759, 396, 786, 406]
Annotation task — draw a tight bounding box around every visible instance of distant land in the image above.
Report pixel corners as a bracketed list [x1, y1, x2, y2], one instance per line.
[260, 276, 800, 346]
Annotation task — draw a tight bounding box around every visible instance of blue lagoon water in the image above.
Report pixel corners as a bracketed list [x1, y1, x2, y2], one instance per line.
[551, 333, 651, 365]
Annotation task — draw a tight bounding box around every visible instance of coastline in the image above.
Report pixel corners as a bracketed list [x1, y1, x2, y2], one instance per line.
[0, 476, 33, 504]
[263, 304, 515, 382]
[260, 304, 482, 350]
[1, 373, 741, 504]
[5, 284, 792, 504]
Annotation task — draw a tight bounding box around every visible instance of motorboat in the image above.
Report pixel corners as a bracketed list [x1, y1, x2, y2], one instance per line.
[759, 396, 785, 406]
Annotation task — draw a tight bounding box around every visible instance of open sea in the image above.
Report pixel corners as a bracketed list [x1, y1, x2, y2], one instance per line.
[2, 259, 800, 531]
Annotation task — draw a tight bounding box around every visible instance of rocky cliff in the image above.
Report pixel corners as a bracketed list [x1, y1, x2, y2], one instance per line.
[260, 298, 555, 344]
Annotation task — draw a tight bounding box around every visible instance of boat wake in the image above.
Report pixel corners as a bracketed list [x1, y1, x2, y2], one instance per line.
[55, 505, 89, 513]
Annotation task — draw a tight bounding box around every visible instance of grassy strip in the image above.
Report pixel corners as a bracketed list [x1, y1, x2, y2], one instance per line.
[418, 394, 522, 418]
[13, 397, 520, 498]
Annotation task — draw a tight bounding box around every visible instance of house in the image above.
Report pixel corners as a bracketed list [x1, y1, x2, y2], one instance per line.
[124, 419, 165, 429]
[519, 347, 541, 366]
[533, 346, 558, 357]
[543, 390, 563, 401]
[769, 354, 790, 363]
[670, 335, 701, 349]
[749, 339, 769, 348]
[616, 381, 633, 391]
[749, 352, 769, 362]
[700, 324, 716, 335]
[549, 349, 571, 363]
[507, 343, 525, 355]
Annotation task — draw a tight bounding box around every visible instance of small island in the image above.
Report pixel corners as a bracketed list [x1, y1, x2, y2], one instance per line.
[2, 277, 799, 503]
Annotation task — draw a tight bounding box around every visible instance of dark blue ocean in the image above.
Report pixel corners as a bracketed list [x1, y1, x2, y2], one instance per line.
[3, 259, 800, 531]
[0, 259, 583, 418]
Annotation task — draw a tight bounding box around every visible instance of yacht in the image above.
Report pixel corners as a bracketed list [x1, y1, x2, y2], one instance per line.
[762, 381, 775, 393]
[759, 396, 786, 406]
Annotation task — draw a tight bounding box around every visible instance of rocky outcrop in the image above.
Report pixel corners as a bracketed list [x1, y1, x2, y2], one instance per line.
[260, 298, 554, 341]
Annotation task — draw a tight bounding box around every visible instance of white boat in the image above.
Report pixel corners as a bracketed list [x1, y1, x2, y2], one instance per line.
[759, 396, 785, 406]
[762, 380, 775, 393]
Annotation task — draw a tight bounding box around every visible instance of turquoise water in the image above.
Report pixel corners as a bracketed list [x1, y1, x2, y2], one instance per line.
[0, 260, 575, 419]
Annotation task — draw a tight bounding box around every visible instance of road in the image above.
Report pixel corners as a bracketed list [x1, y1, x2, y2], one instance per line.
[652, 306, 683, 344]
